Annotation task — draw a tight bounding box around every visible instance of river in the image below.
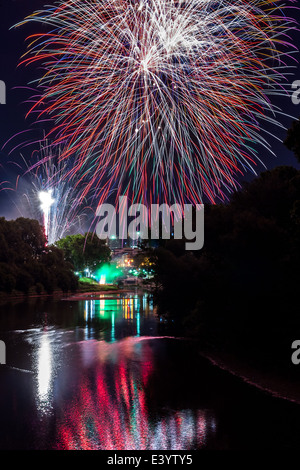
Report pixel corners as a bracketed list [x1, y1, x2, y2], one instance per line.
[0, 290, 300, 450]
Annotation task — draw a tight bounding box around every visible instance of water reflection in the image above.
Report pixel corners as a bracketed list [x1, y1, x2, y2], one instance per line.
[1, 293, 217, 449]
[34, 326, 65, 416]
[37, 332, 52, 408]
[55, 337, 216, 450]
[31, 293, 157, 417]
[3, 294, 300, 449]
[81, 293, 155, 341]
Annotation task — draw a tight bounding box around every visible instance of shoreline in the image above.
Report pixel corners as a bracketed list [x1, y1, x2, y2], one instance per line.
[199, 347, 300, 405]
[3, 290, 298, 406]
[0, 287, 144, 305]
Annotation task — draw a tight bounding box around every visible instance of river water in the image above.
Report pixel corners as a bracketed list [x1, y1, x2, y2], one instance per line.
[0, 290, 300, 450]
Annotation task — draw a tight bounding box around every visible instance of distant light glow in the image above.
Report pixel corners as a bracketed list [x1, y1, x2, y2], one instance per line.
[95, 263, 123, 284]
[39, 190, 55, 212]
[39, 190, 55, 242]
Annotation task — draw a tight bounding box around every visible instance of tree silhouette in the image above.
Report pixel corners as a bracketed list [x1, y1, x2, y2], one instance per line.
[0, 218, 78, 294]
[154, 165, 300, 361]
[284, 117, 300, 162]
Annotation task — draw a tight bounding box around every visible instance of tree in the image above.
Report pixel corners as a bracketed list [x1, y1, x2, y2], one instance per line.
[0, 217, 78, 294]
[154, 166, 300, 358]
[284, 117, 300, 163]
[0, 217, 47, 265]
[56, 233, 111, 274]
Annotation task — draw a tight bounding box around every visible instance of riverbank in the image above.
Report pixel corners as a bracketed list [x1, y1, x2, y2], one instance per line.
[61, 289, 143, 301]
[0, 285, 120, 305]
[3, 287, 299, 407]
[0, 284, 155, 306]
[156, 317, 300, 405]
[199, 346, 300, 405]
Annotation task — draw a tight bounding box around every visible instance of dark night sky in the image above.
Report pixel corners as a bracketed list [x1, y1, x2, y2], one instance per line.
[0, 0, 300, 219]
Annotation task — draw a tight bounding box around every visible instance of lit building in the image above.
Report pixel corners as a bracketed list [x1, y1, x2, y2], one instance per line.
[108, 235, 121, 251]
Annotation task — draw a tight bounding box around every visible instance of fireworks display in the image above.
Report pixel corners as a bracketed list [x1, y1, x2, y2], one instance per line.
[16, 0, 298, 205]
[16, 145, 89, 245]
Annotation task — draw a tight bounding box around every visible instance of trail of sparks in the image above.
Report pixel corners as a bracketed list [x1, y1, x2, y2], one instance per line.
[17, 144, 89, 245]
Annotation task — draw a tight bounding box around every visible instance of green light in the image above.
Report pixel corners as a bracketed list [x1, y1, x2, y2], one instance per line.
[94, 263, 123, 284]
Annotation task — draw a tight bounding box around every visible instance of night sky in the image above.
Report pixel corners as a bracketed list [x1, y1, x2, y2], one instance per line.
[0, 0, 300, 219]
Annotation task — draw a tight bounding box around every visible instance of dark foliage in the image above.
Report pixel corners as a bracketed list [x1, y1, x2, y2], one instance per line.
[284, 118, 300, 163]
[55, 232, 111, 273]
[154, 166, 300, 361]
[0, 217, 78, 294]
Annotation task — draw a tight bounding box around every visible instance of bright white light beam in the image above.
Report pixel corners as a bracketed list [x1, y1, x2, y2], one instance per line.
[39, 190, 55, 243]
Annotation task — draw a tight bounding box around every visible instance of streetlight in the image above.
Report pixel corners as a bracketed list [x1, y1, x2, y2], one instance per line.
[39, 190, 55, 243]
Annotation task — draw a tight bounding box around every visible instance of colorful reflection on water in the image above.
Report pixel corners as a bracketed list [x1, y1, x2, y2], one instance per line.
[54, 337, 215, 450]
[2, 293, 300, 449]
[0, 293, 216, 449]
[82, 293, 151, 340]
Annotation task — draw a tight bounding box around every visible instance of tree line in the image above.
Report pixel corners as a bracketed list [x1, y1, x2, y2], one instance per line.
[154, 119, 300, 364]
[0, 217, 78, 295]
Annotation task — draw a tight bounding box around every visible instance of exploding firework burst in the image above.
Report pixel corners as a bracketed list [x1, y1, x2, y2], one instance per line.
[16, 145, 90, 245]
[16, 0, 298, 205]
